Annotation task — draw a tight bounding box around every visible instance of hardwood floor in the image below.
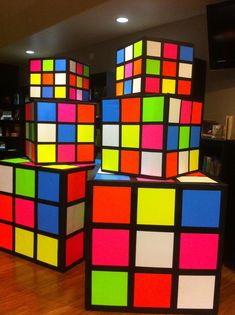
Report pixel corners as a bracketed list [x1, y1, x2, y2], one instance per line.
[0, 252, 234, 315]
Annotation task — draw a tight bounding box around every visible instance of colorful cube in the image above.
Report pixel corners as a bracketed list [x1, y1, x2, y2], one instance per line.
[116, 38, 194, 97]
[85, 169, 226, 313]
[0, 157, 94, 271]
[29, 58, 90, 101]
[101, 95, 203, 178]
[25, 100, 96, 164]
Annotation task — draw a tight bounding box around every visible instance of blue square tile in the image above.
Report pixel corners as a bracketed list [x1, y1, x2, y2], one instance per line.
[180, 46, 194, 62]
[102, 99, 120, 122]
[42, 87, 53, 98]
[182, 190, 221, 227]
[38, 171, 60, 202]
[124, 80, 132, 95]
[58, 124, 76, 142]
[83, 90, 89, 101]
[190, 126, 201, 148]
[167, 126, 179, 150]
[37, 102, 56, 122]
[38, 203, 59, 234]
[117, 49, 124, 64]
[55, 59, 66, 71]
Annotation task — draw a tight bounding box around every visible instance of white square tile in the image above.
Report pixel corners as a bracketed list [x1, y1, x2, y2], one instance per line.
[177, 176, 217, 183]
[30, 86, 41, 98]
[37, 123, 56, 142]
[136, 231, 174, 268]
[55, 73, 66, 85]
[133, 78, 141, 93]
[125, 45, 133, 61]
[0, 165, 13, 193]
[102, 125, 119, 147]
[141, 151, 162, 177]
[147, 40, 161, 57]
[168, 98, 181, 123]
[178, 151, 189, 174]
[177, 275, 216, 309]
[178, 63, 193, 78]
[66, 202, 85, 235]
[70, 60, 76, 73]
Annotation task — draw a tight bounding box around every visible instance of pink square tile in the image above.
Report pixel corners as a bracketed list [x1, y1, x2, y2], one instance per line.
[125, 62, 133, 78]
[179, 233, 219, 269]
[142, 125, 163, 149]
[57, 144, 76, 162]
[180, 100, 192, 124]
[145, 77, 160, 93]
[69, 88, 76, 100]
[58, 103, 76, 122]
[163, 43, 178, 59]
[92, 229, 129, 266]
[30, 60, 41, 72]
[15, 198, 35, 228]
[76, 89, 83, 101]
[77, 63, 83, 75]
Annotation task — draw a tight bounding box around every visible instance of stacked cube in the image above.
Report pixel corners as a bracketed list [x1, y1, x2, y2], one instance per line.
[85, 38, 227, 315]
[0, 57, 96, 271]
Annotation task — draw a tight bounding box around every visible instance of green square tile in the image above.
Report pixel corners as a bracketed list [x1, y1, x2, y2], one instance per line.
[91, 271, 128, 306]
[134, 40, 143, 58]
[146, 59, 160, 75]
[1, 158, 29, 164]
[83, 65, 89, 77]
[26, 123, 29, 139]
[179, 126, 190, 149]
[143, 96, 164, 122]
[15, 168, 35, 197]
[43, 59, 54, 71]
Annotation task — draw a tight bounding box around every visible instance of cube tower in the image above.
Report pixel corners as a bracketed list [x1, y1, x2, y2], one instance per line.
[116, 38, 194, 97]
[29, 58, 90, 101]
[25, 100, 95, 164]
[85, 169, 226, 313]
[101, 95, 203, 178]
[0, 158, 93, 271]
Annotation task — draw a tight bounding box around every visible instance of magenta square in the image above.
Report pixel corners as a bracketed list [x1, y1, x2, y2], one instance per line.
[69, 88, 76, 100]
[142, 125, 163, 149]
[57, 144, 75, 162]
[92, 229, 129, 266]
[77, 90, 83, 101]
[179, 233, 219, 270]
[58, 103, 76, 122]
[125, 62, 133, 78]
[15, 198, 35, 228]
[180, 100, 192, 124]
[145, 77, 160, 93]
[77, 63, 83, 75]
[163, 43, 178, 59]
[30, 60, 41, 72]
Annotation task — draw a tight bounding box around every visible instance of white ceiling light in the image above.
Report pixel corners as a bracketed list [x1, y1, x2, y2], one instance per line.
[25, 50, 35, 54]
[116, 17, 128, 23]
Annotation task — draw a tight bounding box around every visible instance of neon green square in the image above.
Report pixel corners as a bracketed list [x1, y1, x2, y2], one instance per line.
[15, 168, 35, 197]
[146, 59, 160, 75]
[1, 158, 29, 164]
[43, 59, 54, 71]
[121, 125, 140, 148]
[137, 188, 175, 225]
[179, 126, 190, 149]
[77, 125, 94, 142]
[142, 96, 164, 122]
[102, 149, 119, 172]
[83, 65, 89, 77]
[91, 271, 128, 306]
[134, 40, 143, 58]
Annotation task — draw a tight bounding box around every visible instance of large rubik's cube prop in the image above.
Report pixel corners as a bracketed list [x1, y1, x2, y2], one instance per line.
[85, 169, 226, 314]
[101, 95, 202, 178]
[29, 58, 90, 101]
[25, 100, 95, 164]
[0, 158, 93, 271]
[115, 38, 193, 97]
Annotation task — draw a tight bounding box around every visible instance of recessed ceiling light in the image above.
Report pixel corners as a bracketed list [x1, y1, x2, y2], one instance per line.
[116, 17, 128, 23]
[25, 50, 35, 54]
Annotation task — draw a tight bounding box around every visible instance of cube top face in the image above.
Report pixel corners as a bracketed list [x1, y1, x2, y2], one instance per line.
[101, 95, 203, 179]
[115, 38, 194, 97]
[25, 100, 96, 164]
[85, 171, 226, 313]
[29, 58, 90, 101]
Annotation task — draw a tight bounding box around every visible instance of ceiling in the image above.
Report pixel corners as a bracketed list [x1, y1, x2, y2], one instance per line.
[0, 0, 221, 64]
